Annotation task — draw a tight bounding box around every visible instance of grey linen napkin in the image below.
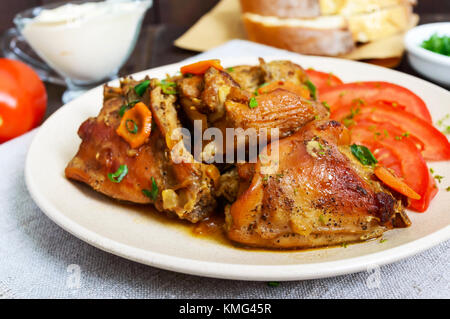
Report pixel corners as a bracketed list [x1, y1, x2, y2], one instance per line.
[0, 40, 449, 298]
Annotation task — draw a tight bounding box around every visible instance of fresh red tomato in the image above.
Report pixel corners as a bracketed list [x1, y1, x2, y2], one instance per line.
[332, 103, 450, 161]
[416, 172, 438, 212]
[306, 69, 343, 93]
[350, 122, 431, 211]
[0, 58, 47, 143]
[321, 81, 432, 123]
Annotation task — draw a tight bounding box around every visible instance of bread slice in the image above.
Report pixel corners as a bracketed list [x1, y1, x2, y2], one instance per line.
[320, 0, 416, 16]
[242, 3, 413, 56]
[243, 13, 354, 55]
[240, 0, 415, 18]
[347, 4, 412, 42]
[240, 0, 321, 19]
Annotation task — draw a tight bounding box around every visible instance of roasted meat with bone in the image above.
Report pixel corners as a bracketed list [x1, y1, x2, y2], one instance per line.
[225, 120, 410, 249]
[65, 79, 217, 223]
[66, 58, 411, 249]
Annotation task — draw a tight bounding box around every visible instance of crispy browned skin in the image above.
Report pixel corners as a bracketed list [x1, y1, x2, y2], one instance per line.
[65, 79, 217, 223]
[65, 84, 168, 204]
[225, 88, 318, 139]
[225, 120, 409, 249]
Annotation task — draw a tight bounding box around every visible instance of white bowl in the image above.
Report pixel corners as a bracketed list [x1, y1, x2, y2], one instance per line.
[404, 22, 450, 87]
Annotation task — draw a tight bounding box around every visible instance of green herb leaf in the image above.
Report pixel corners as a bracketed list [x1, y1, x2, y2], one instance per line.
[119, 100, 140, 117]
[226, 67, 234, 72]
[434, 175, 444, 183]
[305, 80, 317, 100]
[249, 97, 258, 108]
[322, 101, 330, 111]
[158, 79, 177, 95]
[142, 177, 159, 200]
[108, 165, 128, 183]
[125, 119, 138, 134]
[267, 282, 280, 287]
[350, 144, 378, 166]
[318, 214, 326, 224]
[134, 80, 151, 96]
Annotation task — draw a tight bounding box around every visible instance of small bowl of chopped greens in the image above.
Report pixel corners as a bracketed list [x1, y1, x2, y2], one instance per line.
[404, 22, 450, 87]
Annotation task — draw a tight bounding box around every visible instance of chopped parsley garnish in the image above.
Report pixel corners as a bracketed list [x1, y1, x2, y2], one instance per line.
[108, 165, 128, 183]
[305, 80, 317, 100]
[226, 67, 234, 72]
[379, 238, 387, 243]
[322, 101, 330, 111]
[341, 107, 360, 127]
[119, 100, 140, 117]
[446, 186, 450, 192]
[352, 98, 365, 106]
[429, 167, 435, 174]
[158, 79, 177, 95]
[142, 177, 159, 200]
[125, 119, 138, 134]
[249, 97, 258, 108]
[421, 33, 450, 56]
[267, 282, 280, 287]
[341, 242, 348, 248]
[318, 214, 326, 224]
[350, 144, 378, 166]
[434, 175, 444, 183]
[134, 80, 151, 96]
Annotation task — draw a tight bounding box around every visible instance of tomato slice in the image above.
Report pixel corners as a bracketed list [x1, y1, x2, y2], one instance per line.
[416, 172, 438, 212]
[350, 123, 431, 211]
[332, 104, 450, 161]
[321, 82, 432, 123]
[305, 69, 343, 93]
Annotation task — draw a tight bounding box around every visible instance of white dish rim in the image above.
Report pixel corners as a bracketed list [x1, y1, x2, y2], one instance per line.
[404, 22, 450, 66]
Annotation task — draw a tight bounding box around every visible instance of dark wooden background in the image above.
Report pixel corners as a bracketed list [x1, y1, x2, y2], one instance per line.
[0, 0, 449, 119]
[2, 0, 449, 33]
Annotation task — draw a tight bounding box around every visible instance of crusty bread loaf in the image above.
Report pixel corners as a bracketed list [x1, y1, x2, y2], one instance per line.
[240, 0, 415, 18]
[320, 0, 415, 16]
[347, 4, 412, 42]
[243, 14, 355, 55]
[240, 0, 320, 18]
[242, 3, 413, 56]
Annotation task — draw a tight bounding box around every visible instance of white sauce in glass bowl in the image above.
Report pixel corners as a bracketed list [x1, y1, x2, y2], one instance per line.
[22, 0, 151, 82]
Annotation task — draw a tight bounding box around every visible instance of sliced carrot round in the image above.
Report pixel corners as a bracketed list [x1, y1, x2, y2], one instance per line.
[116, 102, 152, 149]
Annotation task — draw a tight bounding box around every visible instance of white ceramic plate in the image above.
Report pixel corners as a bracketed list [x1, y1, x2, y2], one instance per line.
[26, 56, 450, 281]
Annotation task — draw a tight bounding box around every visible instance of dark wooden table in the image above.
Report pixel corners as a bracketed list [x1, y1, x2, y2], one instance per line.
[1, 1, 449, 121]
